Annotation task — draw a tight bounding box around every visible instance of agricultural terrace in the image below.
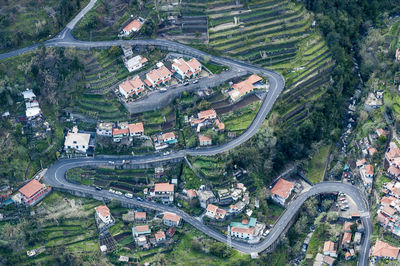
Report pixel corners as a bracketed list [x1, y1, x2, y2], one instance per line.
[69, 48, 166, 121]
[207, 0, 334, 130]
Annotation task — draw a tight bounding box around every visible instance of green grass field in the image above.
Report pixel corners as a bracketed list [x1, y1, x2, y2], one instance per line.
[306, 144, 330, 184]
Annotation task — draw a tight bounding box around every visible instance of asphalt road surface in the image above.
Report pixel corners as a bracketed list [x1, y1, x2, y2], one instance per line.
[0, 2, 371, 264]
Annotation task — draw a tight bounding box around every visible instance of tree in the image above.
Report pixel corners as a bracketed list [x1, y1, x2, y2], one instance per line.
[327, 212, 338, 223]
[108, 46, 121, 57]
[210, 242, 232, 258]
[197, 100, 211, 110]
[322, 199, 333, 211]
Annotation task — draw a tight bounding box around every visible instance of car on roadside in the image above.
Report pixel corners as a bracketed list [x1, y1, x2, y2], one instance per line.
[183, 82, 189, 86]
[192, 79, 199, 84]
[125, 193, 133, 199]
[115, 191, 122, 195]
[136, 197, 143, 202]
[95, 186, 102, 191]
[109, 189, 115, 193]
[302, 243, 308, 253]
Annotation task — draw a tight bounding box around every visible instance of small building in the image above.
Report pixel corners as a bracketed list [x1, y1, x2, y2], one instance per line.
[387, 165, 400, 179]
[122, 18, 144, 35]
[371, 240, 400, 260]
[205, 204, 226, 219]
[95, 205, 112, 225]
[134, 211, 146, 222]
[323, 241, 337, 257]
[215, 119, 225, 132]
[230, 226, 255, 240]
[356, 158, 367, 168]
[360, 164, 374, 187]
[376, 128, 387, 138]
[22, 89, 36, 101]
[154, 231, 166, 243]
[354, 232, 362, 245]
[166, 226, 176, 237]
[160, 132, 177, 145]
[119, 76, 145, 98]
[323, 256, 335, 266]
[368, 147, 377, 157]
[185, 189, 197, 200]
[64, 126, 91, 154]
[132, 225, 151, 238]
[163, 212, 182, 227]
[136, 235, 147, 247]
[199, 134, 212, 146]
[341, 232, 352, 248]
[198, 109, 217, 120]
[197, 190, 216, 208]
[112, 128, 129, 142]
[18, 179, 51, 206]
[270, 178, 295, 206]
[96, 122, 113, 137]
[121, 44, 133, 58]
[128, 122, 144, 137]
[229, 74, 264, 101]
[152, 183, 174, 204]
[124, 55, 148, 73]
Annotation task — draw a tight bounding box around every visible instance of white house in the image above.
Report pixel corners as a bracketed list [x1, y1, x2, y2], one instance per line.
[270, 178, 295, 206]
[128, 122, 144, 137]
[96, 122, 113, 136]
[144, 66, 172, 88]
[230, 226, 255, 240]
[206, 204, 226, 219]
[360, 164, 373, 187]
[171, 58, 202, 79]
[152, 183, 174, 204]
[124, 55, 148, 72]
[121, 18, 144, 36]
[64, 126, 91, 154]
[119, 76, 145, 98]
[95, 205, 112, 224]
[22, 89, 36, 101]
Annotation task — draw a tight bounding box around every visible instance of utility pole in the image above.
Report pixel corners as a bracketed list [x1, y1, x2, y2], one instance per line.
[227, 225, 232, 248]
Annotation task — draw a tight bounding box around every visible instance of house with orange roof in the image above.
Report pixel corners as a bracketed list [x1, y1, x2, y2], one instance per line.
[134, 211, 146, 222]
[368, 147, 377, 157]
[185, 189, 197, 200]
[381, 205, 396, 218]
[341, 232, 352, 248]
[356, 158, 367, 168]
[371, 240, 400, 260]
[343, 221, 354, 232]
[122, 17, 144, 35]
[119, 76, 145, 98]
[385, 145, 400, 166]
[112, 127, 129, 142]
[323, 241, 337, 257]
[95, 205, 112, 225]
[215, 119, 225, 132]
[387, 165, 400, 178]
[360, 164, 374, 188]
[152, 183, 174, 203]
[145, 66, 172, 88]
[18, 179, 51, 206]
[160, 132, 177, 144]
[205, 204, 227, 219]
[132, 225, 151, 239]
[228, 74, 264, 101]
[376, 128, 388, 138]
[171, 57, 202, 79]
[270, 178, 295, 206]
[128, 122, 144, 137]
[162, 212, 182, 227]
[199, 134, 212, 146]
[124, 55, 148, 73]
[155, 231, 166, 243]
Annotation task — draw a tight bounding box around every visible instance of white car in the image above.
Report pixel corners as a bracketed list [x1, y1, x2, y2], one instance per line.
[125, 193, 133, 199]
[115, 191, 123, 195]
[109, 189, 115, 193]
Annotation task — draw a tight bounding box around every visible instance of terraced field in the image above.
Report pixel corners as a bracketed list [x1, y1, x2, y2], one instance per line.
[206, 0, 334, 128]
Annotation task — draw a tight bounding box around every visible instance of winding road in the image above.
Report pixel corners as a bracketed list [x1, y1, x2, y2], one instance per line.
[0, 1, 371, 265]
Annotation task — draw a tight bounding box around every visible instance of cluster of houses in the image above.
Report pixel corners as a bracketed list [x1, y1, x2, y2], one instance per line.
[131, 211, 181, 250]
[227, 74, 267, 102]
[385, 141, 400, 179]
[188, 108, 225, 146]
[377, 181, 400, 238]
[315, 220, 364, 265]
[118, 56, 202, 99]
[355, 128, 387, 190]
[22, 89, 42, 120]
[97, 121, 145, 143]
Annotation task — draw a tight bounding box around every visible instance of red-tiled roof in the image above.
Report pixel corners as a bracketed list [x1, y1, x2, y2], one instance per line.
[155, 231, 165, 240]
[134, 211, 146, 220]
[136, 225, 150, 232]
[163, 212, 181, 223]
[323, 241, 336, 253]
[199, 134, 212, 142]
[382, 205, 396, 217]
[161, 132, 175, 140]
[387, 165, 400, 177]
[186, 189, 197, 199]
[128, 122, 144, 134]
[231, 226, 254, 235]
[154, 183, 174, 192]
[123, 19, 143, 32]
[270, 178, 295, 199]
[95, 205, 110, 218]
[19, 180, 45, 198]
[187, 58, 201, 70]
[207, 204, 218, 213]
[371, 240, 400, 259]
[365, 164, 374, 175]
[198, 109, 216, 120]
[342, 232, 352, 246]
[356, 158, 367, 167]
[344, 222, 354, 232]
[112, 128, 129, 136]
